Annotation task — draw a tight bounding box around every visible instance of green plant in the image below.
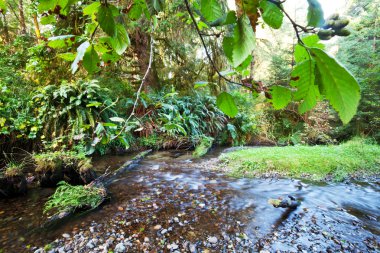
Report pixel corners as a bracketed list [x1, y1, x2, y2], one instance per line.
[33, 79, 119, 151]
[1, 162, 24, 178]
[221, 138, 380, 181]
[44, 181, 106, 215]
[193, 136, 214, 158]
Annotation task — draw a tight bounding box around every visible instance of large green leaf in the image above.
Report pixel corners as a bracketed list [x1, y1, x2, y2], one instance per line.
[71, 41, 90, 74]
[290, 59, 320, 113]
[260, 0, 283, 29]
[294, 35, 325, 63]
[38, 0, 57, 12]
[83, 45, 100, 74]
[0, 0, 7, 12]
[58, 52, 76, 61]
[83, 2, 101, 16]
[310, 48, 360, 124]
[110, 24, 130, 55]
[270, 86, 292, 109]
[307, 0, 324, 27]
[40, 15, 56, 25]
[200, 0, 223, 22]
[216, 92, 238, 118]
[97, 4, 116, 37]
[222, 15, 255, 68]
[146, 0, 164, 14]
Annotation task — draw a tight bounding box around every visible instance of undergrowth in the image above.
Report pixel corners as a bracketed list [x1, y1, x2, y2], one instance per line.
[44, 181, 106, 215]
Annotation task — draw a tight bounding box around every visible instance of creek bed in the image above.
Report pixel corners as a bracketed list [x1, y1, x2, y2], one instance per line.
[0, 150, 379, 252]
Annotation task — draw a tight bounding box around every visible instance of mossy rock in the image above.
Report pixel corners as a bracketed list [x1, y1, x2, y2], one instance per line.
[34, 152, 97, 187]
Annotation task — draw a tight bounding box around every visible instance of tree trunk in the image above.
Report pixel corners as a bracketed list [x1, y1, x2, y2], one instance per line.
[1, 13, 10, 43]
[18, 0, 26, 34]
[32, 14, 41, 42]
[132, 27, 160, 91]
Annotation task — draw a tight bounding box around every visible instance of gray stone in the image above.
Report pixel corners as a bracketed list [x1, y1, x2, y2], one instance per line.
[208, 236, 218, 244]
[86, 240, 95, 249]
[114, 242, 126, 253]
[62, 233, 70, 239]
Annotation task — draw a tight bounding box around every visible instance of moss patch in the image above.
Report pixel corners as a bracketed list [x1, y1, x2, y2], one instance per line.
[220, 138, 380, 181]
[44, 181, 106, 215]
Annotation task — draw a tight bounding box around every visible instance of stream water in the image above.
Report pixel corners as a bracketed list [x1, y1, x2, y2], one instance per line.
[0, 149, 379, 252]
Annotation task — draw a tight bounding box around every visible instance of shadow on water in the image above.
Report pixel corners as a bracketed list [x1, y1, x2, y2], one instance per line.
[0, 149, 379, 252]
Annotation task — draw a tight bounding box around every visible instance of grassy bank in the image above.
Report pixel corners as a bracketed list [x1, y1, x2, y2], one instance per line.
[220, 139, 380, 181]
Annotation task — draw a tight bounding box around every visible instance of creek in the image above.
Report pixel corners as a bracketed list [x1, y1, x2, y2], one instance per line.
[0, 149, 379, 252]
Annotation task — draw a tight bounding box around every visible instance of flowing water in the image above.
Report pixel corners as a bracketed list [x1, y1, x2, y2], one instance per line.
[0, 149, 379, 252]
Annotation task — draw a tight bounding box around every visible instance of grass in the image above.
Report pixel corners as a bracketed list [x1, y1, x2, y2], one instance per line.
[220, 138, 380, 181]
[44, 181, 106, 215]
[1, 162, 24, 177]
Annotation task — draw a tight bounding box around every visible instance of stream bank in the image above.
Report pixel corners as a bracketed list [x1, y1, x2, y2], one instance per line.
[0, 149, 379, 252]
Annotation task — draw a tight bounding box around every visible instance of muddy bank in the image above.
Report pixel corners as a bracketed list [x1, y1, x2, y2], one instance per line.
[0, 150, 379, 252]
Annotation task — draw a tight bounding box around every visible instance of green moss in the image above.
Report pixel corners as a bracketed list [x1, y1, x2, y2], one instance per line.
[34, 151, 90, 173]
[2, 162, 23, 177]
[220, 138, 380, 181]
[44, 181, 106, 215]
[193, 136, 214, 158]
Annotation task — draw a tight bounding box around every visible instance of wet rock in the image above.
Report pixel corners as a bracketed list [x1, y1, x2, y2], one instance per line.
[0, 175, 27, 198]
[114, 242, 126, 253]
[188, 243, 197, 253]
[208, 236, 218, 244]
[86, 239, 95, 249]
[154, 225, 162, 230]
[62, 233, 70, 239]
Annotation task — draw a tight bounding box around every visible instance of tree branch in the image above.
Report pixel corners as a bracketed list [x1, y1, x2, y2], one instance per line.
[183, 0, 247, 88]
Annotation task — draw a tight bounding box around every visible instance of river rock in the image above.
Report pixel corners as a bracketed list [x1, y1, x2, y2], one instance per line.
[114, 242, 126, 253]
[208, 236, 218, 244]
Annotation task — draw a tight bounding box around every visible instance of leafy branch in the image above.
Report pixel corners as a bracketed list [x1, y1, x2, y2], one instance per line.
[183, 0, 246, 88]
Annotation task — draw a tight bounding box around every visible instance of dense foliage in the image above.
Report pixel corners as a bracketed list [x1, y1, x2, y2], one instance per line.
[0, 0, 378, 158]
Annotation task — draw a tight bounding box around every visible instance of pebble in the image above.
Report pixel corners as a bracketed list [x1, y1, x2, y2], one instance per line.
[161, 229, 168, 235]
[189, 243, 197, 253]
[114, 242, 126, 253]
[86, 240, 95, 249]
[208, 236, 218, 244]
[154, 225, 162, 230]
[62, 233, 70, 239]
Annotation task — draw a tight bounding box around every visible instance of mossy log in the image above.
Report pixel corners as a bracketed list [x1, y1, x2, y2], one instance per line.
[44, 150, 152, 225]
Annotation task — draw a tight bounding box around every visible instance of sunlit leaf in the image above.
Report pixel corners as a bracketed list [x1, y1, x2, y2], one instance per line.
[83, 2, 101, 16]
[83, 45, 100, 74]
[295, 35, 325, 63]
[200, 0, 223, 22]
[58, 52, 76, 61]
[110, 24, 130, 55]
[216, 92, 238, 118]
[260, 0, 283, 29]
[270, 86, 292, 109]
[290, 59, 320, 113]
[223, 15, 255, 68]
[310, 48, 360, 124]
[307, 0, 324, 27]
[97, 4, 116, 37]
[71, 41, 90, 74]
